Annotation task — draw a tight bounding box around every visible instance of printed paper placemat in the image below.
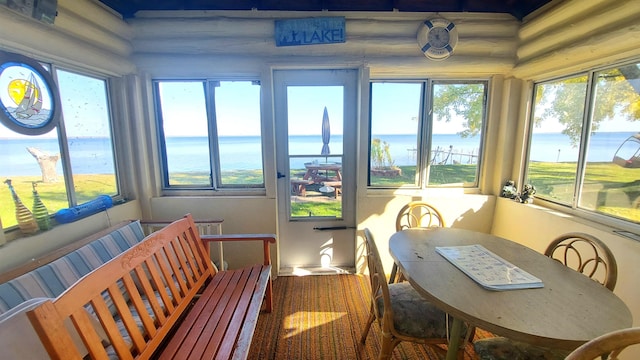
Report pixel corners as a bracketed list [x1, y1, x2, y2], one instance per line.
[436, 244, 544, 291]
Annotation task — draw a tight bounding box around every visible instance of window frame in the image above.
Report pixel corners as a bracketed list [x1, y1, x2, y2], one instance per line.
[524, 58, 640, 229]
[367, 78, 488, 190]
[53, 66, 122, 206]
[152, 78, 266, 194]
[0, 55, 122, 236]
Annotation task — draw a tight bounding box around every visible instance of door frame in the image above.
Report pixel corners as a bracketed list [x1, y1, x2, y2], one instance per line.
[273, 68, 359, 274]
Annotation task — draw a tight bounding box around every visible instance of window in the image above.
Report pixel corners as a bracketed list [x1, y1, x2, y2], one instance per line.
[154, 80, 264, 190]
[369, 80, 487, 187]
[1, 64, 119, 231]
[526, 61, 640, 224]
[527, 75, 588, 204]
[57, 70, 118, 203]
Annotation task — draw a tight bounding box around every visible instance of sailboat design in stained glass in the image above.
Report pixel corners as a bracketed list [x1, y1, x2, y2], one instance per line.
[0, 50, 60, 135]
[10, 73, 43, 119]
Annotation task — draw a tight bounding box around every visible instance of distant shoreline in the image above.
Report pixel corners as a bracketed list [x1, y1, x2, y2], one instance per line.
[2, 132, 635, 177]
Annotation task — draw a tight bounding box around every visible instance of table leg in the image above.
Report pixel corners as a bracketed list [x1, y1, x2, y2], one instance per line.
[446, 317, 463, 360]
[303, 170, 313, 180]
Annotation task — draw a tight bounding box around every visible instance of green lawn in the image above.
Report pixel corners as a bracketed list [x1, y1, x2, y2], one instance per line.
[289, 164, 477, 217]
[3, 162, 637, 230]
[1, 174, 117, 230]
[169, 171, 264, 185]
[528, 161, 640, 222]
[370, 164, 478, 186]
[290, 201, 343, 217]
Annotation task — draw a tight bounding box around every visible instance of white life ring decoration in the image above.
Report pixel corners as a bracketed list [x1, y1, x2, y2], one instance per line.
[416, 18, 458, 61]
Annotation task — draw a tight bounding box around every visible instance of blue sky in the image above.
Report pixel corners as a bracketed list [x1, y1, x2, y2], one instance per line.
[2, 74, 635, 139]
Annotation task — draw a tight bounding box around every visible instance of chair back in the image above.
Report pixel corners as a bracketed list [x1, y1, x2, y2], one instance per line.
[395, 201, 446, 231]
[363, 229, 394, 330]
[544, 232, 617, 291]
[565, 327, 640, 360]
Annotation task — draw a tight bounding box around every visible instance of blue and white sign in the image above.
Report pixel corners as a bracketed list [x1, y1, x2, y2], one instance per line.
[275, 17, 345, 47]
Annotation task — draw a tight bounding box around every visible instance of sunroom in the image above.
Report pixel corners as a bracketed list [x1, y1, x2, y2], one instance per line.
[0, 0, 639, 358]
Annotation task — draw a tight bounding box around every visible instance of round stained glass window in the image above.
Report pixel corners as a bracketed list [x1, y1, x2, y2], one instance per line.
[0, 50, 61, 135]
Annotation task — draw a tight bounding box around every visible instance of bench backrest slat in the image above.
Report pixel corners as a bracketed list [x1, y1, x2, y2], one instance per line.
[27, 214, 216, 360]
[145, 253, 176, 318]
[122, 273, 158, 339]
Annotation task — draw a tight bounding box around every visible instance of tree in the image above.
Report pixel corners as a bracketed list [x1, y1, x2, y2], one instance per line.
[533, 63, 640, 146]
[431, 83, 486, 138]
[370, 138, 395, 169]
[533, 75, 588, 146]
[431, 63, 640, 145]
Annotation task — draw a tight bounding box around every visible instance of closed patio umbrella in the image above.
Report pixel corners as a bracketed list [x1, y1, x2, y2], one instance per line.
[319, 106, 335, 194]
[321, 106, 330, 159]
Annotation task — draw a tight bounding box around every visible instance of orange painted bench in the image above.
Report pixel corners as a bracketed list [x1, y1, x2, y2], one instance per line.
[26, 213, 275, 359]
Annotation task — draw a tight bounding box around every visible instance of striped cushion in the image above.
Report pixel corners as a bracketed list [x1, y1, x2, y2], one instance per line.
[0, 221, 145, 314]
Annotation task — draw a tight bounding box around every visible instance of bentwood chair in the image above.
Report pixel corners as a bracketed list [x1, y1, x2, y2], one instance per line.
[360, 228, 469, 360]
[544, 232, 617, 291]
[395, 201, 446, 231]
[565, 327, 640, 360]
[389, 201, 445, 284]
[474, 232, 619, 360]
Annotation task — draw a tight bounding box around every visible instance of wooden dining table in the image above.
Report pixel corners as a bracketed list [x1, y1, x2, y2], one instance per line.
[389, 228, 633, 360]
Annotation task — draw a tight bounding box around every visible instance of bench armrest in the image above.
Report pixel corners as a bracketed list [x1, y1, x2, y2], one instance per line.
[201, 234, 276, 266]
[141, 219, 224, 226]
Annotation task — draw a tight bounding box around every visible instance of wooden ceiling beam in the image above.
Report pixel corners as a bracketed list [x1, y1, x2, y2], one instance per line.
[98, 0, 551, 20]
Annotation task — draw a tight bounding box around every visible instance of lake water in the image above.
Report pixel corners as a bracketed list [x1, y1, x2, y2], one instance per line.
[1, 132, 635, 176]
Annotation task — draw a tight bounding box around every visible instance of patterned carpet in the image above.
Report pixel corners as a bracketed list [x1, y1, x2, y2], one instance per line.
[248, 274, 492, 360]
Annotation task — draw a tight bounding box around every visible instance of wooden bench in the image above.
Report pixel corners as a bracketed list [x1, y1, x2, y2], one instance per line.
[291, 178, 314, 196]
[321, 180, 342, 197]
[26, 214, 275, 360]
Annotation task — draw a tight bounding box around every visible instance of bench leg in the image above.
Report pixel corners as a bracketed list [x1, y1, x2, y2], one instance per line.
[291, 182, 307, 196]
[264, 277, 273, 313]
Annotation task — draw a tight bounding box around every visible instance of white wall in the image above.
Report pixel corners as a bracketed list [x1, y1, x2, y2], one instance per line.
[0, 0, 134, 75]
[514, 0, 640, 80]
[129, 10, 521, 78]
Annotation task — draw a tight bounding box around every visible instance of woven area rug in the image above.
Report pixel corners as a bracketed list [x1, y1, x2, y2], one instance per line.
[248, 274, 493, 360]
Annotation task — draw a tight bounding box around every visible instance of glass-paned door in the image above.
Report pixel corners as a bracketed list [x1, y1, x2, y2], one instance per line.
[273, 69, 357, 274]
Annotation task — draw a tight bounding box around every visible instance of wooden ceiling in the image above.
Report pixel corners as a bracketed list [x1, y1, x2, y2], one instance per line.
[97, 0, 552, 20]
